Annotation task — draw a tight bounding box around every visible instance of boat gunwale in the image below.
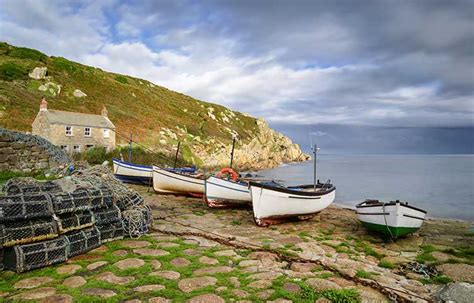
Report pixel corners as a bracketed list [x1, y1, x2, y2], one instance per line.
[356, 201, 427, 214]
[249, 181, 335, 197]
[153, 166, 204, 183]
[113, 158, 153, 171]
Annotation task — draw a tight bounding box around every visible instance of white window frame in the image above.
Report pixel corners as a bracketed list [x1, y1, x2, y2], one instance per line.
[103, 128, 110, 138]
[60, 145, 69, 152]
[65, 125, 73, 136]
[84, 127, 92, 137]
[73, 145, 81, 153]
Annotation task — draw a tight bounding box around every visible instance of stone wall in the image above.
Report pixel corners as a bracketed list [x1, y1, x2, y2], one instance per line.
[0, 128, 72, 173]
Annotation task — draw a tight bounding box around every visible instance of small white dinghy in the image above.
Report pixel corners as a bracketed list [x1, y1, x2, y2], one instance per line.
[152, 166, 205, 196]
[113, 158, 152, 185]
[249, 181, 336, 226]
[204, 175, 251, 208]
[356, 199, 427, 238]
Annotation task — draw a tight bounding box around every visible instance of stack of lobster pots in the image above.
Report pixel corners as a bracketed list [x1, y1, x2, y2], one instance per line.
[0, 179, 136, 273]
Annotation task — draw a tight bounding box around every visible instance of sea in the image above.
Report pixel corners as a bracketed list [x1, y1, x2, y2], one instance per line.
[257, 154, 474, 221]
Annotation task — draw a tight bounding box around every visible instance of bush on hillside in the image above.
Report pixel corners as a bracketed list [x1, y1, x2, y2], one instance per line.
[0, 62, 28, 81]
[8, 47, 48, 62]
[52, 57, 77, 73]
[115, 75, 128, 84]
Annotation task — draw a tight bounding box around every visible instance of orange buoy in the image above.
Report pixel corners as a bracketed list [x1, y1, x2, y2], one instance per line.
[216, 167, 238, 181]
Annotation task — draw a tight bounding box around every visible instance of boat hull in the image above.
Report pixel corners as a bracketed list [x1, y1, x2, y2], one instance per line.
[204, 176, 251, 208]
[152, 166, 204, 196]
[356, 202, 426, 238]
[112, 158, 152, 185]
[250, 183, 336, 226]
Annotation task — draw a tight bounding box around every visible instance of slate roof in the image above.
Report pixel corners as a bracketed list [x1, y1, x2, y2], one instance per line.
[43, 110, 115, 129]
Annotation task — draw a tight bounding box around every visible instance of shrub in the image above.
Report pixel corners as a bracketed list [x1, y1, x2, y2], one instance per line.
[0, 62, 28, 81]
[115, 75, 128, 84]
[82, 146, 108, 165]
[52, 57, 77, 73]
[8, 47, 47, 62]
[378, 260, 395, 269]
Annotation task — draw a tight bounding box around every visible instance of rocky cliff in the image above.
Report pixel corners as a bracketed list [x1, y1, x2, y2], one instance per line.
[0, 42, 308, 170]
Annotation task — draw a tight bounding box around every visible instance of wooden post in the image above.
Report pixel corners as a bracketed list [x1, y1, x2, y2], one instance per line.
[173, 141, 181, 169]
[128, 133, 132, 162]
[230, 137, 236, 169]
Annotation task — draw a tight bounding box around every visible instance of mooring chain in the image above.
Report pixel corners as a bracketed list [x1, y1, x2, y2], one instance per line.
[152, 217, 432, 303]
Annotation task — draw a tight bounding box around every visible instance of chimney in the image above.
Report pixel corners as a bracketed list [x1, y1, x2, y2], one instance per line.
[40, 97, 48, 111]
[101, 106, 108, 117]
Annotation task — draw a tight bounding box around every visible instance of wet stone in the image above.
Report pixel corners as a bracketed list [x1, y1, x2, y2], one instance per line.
[87, 261, 108, 270]
[149, 297, 171, 303]
[194, 266, 233, 276]
[57, 264, 81, 275]
[134, 284, 165, 292]
[40, 294, 73, 303]
[150, 270, 181, 280]
[187, 293, 225, 303]
[133, 248, 169, 256]
[12, 287, 56, 300]
[178, 276, 218, 292]
[63, 276, 86, 288]
[171, 257, 191, 267]
[122, 240, 151, 248]
[83, 288, 117, 298]
[96, 272, 135, 285]
[199, 256, 218, 265]
[283, 282, 301, 294]
[114, 258, 145, 270]
[112, 249, 129, 257]
[14, 277, 53, 289]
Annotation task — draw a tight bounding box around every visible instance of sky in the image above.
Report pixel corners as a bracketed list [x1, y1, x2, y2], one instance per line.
[1, 0, 473, 153]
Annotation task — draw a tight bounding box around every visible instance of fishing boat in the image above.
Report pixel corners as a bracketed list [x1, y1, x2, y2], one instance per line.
[204, 170, 251, 208]
[152, 166, 205, 196]
[356, 199, 426, 238]
[113, 158, 152, 185]
[249, 181, 336, 226]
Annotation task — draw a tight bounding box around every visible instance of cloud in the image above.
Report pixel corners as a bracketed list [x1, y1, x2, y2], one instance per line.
[0, 0, 472, 128]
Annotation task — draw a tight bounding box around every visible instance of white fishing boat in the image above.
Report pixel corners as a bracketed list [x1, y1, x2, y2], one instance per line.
[152, 166, 205, 196]
[204, 175, 251, 208]
[249, 181, 336, 226]
[356, 199, 426, 238]
[113, 158, 152, 185]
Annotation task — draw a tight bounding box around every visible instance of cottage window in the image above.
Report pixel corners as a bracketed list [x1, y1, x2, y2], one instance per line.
[60, 145, 69, 152]
[65, 126, 73, 136]
[73, 145, 81, 153]
[84, 127, 91, 137]
[103, 128, 110, 138]
[86, 144, 94, 150]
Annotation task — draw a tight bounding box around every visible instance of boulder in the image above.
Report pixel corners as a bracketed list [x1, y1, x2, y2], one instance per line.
[29, 67, 47, 79]
[73, 89, 87, 98]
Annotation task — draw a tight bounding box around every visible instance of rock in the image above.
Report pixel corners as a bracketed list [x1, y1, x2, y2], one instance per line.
[83, 288, 116, 298]
[124, 300, 142, 303]
[434, 282, 474, 303]
[187, 294, 225, 303]
[215, 249, 237, 257]
[305, 278, 341, 291]
[149, 298, 171, 303]
[184, 248, 200, 255]
[194, 266, 233, 276]
[40, 294, 73, 303]
[256, 289, 274, 300]
[151, 260, 162, 270]
[122, 240, 151, 248]
[184, 236, 219, 247]
[12, 287, 56, 300]
[114, 258, 145, 270]
[199, 256, 219, 265]
[431, 252, 453, 262]
[216, 286, 227, 292]
[296, 242, 326, 261]
[248, 279, 272, 289]
[230, 276, 241, 288]
[283, 282, 301, 294]
[357, 286, 388, 303]
[29, 67, 47, 79]
[158, 242, 179, 248]
[183, 239, 199, 245]
[437, 263, 474, 282]
[96, 272, 134, 285]
[133, 248, 169, 256]
[315, 298, 332, 303]
[178, 276, 218, 292]
[38, 82, 61, 96]
[406, 272, 424, 280]
[239, 260, 260, 267]
[112, 249, 129, 256]
[290, 262, 317, 272]
[248, 251, 279, 261]
[249, 271, 282, 280]
[150, 271, 181, 280]
[57, 264, 82, 275]
[87, 261, 108, 270]
[63, 276, 86, 288]
[134, 284, 165, 292]
[327, 276, 355, 287]
[90, 246, 108, 253]
[73, 89, 87, 98]
[170, 257, 191, 267]
[14, 277, 53, 289]
[153, 235, 179, 242]
[233, 290, 249, 298]
[267, 299, 293, 303]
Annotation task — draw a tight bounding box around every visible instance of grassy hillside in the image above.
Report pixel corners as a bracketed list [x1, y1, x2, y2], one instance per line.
[0, 42, 258, 162]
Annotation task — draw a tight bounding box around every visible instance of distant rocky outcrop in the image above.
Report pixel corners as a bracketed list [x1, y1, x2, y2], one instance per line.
[28, 67, 47, 80]
[73, 89, 87, 98]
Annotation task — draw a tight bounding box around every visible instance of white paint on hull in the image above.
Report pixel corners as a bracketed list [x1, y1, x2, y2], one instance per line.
[152, 166, 204, 194]
[250, 184, 335, 222]
[205, 176, 251, 205]
[356, 202, 425, 228]
[113, 159, 152, 178]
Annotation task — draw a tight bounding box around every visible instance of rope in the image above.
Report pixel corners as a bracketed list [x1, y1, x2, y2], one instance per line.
[382, 202, 395, 241]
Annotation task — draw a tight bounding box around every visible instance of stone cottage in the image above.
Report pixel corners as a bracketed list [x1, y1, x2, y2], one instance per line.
[32, 98, 116, 153]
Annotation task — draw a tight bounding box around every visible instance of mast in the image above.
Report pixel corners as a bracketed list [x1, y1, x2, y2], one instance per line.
[230, 136, 236, 169]
[173, 141, 181, 169]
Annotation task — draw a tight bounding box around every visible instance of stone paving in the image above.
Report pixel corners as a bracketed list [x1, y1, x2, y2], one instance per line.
[0, 188, 472, 302]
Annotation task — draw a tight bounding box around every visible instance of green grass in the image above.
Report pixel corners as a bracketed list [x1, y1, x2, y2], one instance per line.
[355, 269, 373, 279]
[420, 275, 453, 285]
[114, 75, 128, 84]
[354, 240, 385, 260]
[416, 245, 437, 264]
[0, 62, 28, 81]
[8, 46, 47, 62]
[378, 260, 395, 269]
